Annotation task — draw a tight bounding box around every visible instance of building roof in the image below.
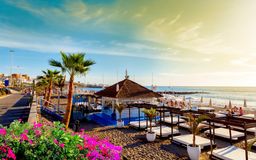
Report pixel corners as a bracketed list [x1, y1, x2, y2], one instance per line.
[95, 78, 162, 99]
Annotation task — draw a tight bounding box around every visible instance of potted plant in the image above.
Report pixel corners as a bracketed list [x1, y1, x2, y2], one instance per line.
[115, 102, 125, 128]
[185, 113, 208, 160]
[143, 107, 157, 142]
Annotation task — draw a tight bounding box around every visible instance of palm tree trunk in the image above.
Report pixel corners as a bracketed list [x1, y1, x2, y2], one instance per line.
[46, 81, 52, 106]
[150, 120, 152, 133]
[119, 113, 121, 121]
[193, 130, 196, 147]
[44, 87, 47, 99]
[60, 87, 63, 96]
[63, 73, 74, 129]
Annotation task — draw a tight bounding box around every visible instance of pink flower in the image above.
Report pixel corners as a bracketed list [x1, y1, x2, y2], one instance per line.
[20, 133, 28, 141]
[29, 140, 33, 145]
[77, 144, 83, 150]
[33, 122, 42, 129]
[18, 119, 22, 122]
[0, 128, 7, 136]
[53, 139, 58, 145]
[34, 130, 41, 136]
[7, 148, 16, 160]
[59, 143, 65, 148]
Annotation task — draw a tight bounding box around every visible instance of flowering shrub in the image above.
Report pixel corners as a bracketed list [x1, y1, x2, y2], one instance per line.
[0, 121, 122, 160]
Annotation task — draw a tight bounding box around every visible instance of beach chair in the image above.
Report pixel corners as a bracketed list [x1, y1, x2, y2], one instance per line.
[129, 120, 156, 129]
[161, 116, 185, 125]
[173, 134, 212, 149]
[179, 123, 209, 131]
[210, 146, 256, 160]
[205, 128, 244, 140]
[147, 125, 179, 137]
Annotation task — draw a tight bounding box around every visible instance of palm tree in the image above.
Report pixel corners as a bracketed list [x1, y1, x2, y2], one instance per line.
[55, 75, 66, 96]
[143, 108, 157, 133]
[54, 75, 66, 112]
[115, 102, 126, 122]
[39, 70, 60, 106]
[185, 113, 208, 147]
[49, 51, 95, 129]
[36, 77, 49, 99]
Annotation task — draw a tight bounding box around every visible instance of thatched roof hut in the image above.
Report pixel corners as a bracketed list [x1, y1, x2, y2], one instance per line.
[95, 78, 162, 99]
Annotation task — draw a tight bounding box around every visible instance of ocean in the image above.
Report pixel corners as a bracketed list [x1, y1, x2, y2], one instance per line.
[81, 86, 256, 108]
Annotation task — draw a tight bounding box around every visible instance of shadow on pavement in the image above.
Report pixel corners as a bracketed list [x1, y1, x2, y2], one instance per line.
[0, 94, 31, 126]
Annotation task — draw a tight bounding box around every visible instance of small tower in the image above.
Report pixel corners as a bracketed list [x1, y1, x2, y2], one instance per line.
[125, 69, 129, 79]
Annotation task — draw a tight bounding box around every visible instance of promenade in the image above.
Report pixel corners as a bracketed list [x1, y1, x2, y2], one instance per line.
[0, 93, 31, 126]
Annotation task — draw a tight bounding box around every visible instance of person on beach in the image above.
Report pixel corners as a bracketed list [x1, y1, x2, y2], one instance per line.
[174, 100, 178, 107]
[170, 100, 174, 107]
[233, 106, 238, 112]
[239, 107, 244, 116]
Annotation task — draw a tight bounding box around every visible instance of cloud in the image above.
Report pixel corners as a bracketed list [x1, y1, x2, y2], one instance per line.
[5, 0, 104, 25]
[230, 57, 256, 68]
[0, 25, 189, 62]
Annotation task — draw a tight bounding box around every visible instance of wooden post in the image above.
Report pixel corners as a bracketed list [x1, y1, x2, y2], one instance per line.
[128, 106, 131, 124]
[160, 109, 162, 137]
[213, 122, 216, 144]
[244, 125, 248, 160]
[229, 126, 232, 144]
[138, 107, 141, 129]
[177, 111, 180, 129]
[171, 111, 174, 140]
[209, 121, 213, 156]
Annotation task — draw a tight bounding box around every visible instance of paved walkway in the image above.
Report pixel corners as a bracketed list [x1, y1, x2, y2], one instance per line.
[0, 93, 31, 126]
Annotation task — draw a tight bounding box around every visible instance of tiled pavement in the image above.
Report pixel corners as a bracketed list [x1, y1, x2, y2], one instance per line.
[0, 93, 31, 126]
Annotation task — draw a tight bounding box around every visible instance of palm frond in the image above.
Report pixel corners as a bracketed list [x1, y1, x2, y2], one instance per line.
[115, 103, 126, 114]
[248, 138, 256, 151]
[143, 108, 157, 121]
[184, 113, 208, 134]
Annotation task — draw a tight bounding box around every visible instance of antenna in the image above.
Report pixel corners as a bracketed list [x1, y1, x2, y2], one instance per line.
[125, 69, 129, 79]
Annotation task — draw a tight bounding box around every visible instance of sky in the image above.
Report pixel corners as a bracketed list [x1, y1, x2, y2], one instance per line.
[0, 0, 256, 86]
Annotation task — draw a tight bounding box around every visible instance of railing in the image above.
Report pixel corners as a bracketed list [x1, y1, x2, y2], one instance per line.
[40, 98, 63, 121]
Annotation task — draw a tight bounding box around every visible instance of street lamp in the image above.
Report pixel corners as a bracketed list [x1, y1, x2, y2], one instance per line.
[9, 50, 15, 86]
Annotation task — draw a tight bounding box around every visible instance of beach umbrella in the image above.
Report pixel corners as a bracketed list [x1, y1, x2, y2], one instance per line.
[200, 96, 203, 103]
[228, 100, 232, 109]
[244, 99, 247, 108]
[209, 98, 212, 107]
[189, 99, 192, 109]
[200, 96, 203, 107]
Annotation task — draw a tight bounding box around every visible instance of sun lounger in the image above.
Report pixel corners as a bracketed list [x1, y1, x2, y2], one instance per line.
[230, 126, 256, 135]
[205, 128, 244, 140]
[201, 121, 226, 128]
[148, 125, 179, 137]
[240, 114, 255, 119]
[129, 120, 156, 129]
[215, 113, 226, 118]
[211, 146, 256, 160]
[161, 117, 185, 124]
[179, 123, 209, 130]
[173, 134, 211, 149]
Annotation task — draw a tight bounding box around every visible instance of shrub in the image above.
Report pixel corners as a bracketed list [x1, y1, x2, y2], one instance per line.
[0, 121, 122, 160]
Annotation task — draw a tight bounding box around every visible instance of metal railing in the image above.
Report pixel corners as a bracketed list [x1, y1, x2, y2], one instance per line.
[40, 98, 63, 121]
